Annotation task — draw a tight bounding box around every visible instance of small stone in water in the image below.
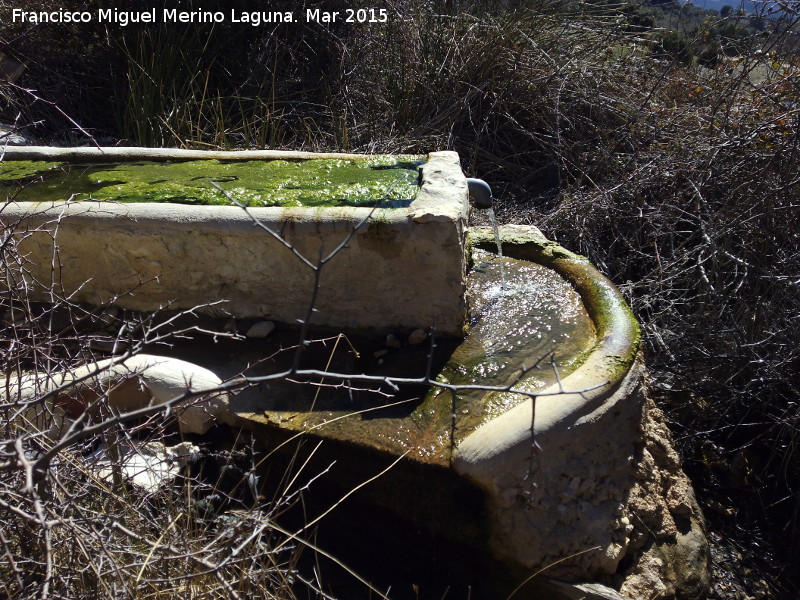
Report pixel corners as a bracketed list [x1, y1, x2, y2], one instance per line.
[246, 320, 276, 338]
[408, 328, 427, 345]
[386, 334, 402, 349]
[374, 349, 389, 358]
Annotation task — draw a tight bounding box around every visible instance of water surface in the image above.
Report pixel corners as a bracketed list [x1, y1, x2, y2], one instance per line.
[0, 156, 422, 207]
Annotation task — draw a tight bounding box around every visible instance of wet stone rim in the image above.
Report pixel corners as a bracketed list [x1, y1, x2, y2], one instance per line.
[456, 224, 642, 468]
[454, 224, 645, 576]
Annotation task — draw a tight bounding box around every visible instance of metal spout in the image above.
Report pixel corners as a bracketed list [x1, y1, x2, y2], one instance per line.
[466, 178, 493, 210]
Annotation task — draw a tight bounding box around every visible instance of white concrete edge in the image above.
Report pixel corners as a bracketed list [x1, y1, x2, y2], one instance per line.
[454, 226, 642, 487]
[0, 145, 389, 162]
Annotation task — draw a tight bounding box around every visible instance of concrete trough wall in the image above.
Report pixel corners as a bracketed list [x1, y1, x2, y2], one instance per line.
[456, 225, 645, 579]
[1, 149, 469, 336]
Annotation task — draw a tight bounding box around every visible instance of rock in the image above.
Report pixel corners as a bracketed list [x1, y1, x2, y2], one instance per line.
[407, 328, 427, 345]
[106, 354, 232, 435]
[617, 397, 711, 600]
[373, 349, 388, 358]
[246, 320, 275, 338]
[545, 580, 631, 600]
[0, 124, 34, 146]
[89, 441, 200, 492]
[386, 333, 402, 349]
[99, 306, 120, 329]
[1, 354, 233, 437]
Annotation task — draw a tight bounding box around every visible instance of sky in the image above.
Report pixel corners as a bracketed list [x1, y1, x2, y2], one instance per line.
[687, 0, 781, 13]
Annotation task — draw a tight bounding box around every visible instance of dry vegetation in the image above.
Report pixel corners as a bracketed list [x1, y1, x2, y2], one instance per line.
[0, 220, 310, 597]
[2, 0, 800, 597]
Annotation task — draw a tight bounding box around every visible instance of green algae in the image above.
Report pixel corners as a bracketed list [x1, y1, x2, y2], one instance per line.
[0, 156, 423, 207]
[0, 161, 61, 181]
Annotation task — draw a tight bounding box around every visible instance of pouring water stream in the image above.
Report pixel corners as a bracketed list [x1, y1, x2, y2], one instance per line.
[486, 207, 506, 291]
[465, 177, 506, 292]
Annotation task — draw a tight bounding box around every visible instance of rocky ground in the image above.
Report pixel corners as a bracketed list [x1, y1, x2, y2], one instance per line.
[603, 380, 792, 600]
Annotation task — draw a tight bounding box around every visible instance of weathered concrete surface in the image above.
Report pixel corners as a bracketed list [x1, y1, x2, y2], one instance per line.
[616, 395, 711, 600]
[0, 146, 374, 162]
[219, 225, 657, 585]
[456, 225, 646, 579]
[459, 226, 709, 598]
[0, 149, 468, 336]
[223, 241, 599, 469]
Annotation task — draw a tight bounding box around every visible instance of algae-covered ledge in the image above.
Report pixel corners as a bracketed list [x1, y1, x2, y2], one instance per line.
[0, 155, 423, 208]
[0, 148, 469, 335]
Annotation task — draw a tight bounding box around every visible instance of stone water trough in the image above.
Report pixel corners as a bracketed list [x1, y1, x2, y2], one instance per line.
[1, 146, 466, 335]
[1, 147, 662, 591]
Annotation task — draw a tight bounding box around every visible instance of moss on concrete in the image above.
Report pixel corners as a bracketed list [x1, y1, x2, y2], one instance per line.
[0, 156, 423, 207]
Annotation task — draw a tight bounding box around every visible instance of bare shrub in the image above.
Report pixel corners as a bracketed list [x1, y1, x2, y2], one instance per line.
[540, 21, 800, 595]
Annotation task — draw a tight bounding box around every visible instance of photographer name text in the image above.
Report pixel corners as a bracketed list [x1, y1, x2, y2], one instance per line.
[11, 8, 389, 27]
